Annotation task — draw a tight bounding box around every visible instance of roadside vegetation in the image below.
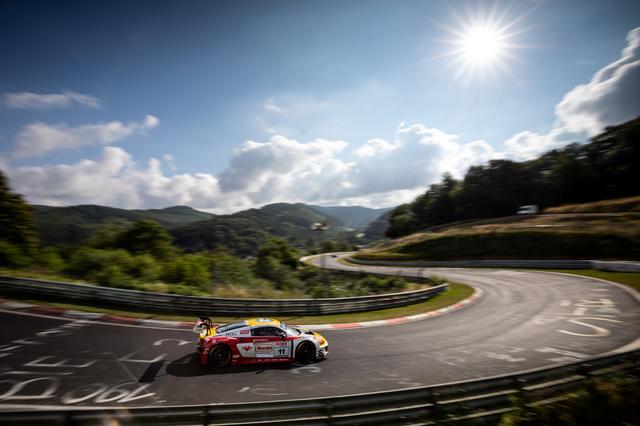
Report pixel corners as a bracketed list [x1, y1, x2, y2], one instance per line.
[356, 225, 640, 261]
[384, 117, 640, 238]
[543, 195, 640, 214]
[1, 172, 422, 299]
[499, 373, 640, 426]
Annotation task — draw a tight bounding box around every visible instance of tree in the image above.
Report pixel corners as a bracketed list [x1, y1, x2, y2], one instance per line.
[0, 171, 38, 265]
[254, 238, 299, 290]
[385, 204, 415, 238]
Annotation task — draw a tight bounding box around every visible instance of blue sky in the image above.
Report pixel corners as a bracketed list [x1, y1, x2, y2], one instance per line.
[1, 0, 639, 212]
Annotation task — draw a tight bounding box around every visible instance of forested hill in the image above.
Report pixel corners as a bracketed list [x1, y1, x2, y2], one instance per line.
[385, 116, 640, 238]
[309, 205, 392, 229]
[31, 202, 385, 255]
[170, 203, 345, 256]
[32, 204, 215, 246]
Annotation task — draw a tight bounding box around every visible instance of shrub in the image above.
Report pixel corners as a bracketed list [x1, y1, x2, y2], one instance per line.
[161, 254, 211, 288]
[129, 254, 161, 282]
[65, 248, 134, 279]
[38, 247, 65, 271]
[95, 264, 134, 288]
[0, 241, 30, 268]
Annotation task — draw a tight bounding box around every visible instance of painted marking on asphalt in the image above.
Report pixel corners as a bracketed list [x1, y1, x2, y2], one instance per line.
[558, 317, 622, 337]
[535, 347, 588, 359]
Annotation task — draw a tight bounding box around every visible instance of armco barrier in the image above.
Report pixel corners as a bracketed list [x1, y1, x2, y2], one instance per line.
[345, 257, 640, 272]
[1, 349, 637, 425]
[0, 276, 447, 317]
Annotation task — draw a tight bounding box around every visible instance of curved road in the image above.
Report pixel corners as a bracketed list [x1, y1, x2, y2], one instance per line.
[0, 255, 639, 410]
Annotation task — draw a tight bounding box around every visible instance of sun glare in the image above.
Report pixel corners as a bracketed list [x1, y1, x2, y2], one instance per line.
[459, 25, 506, 66]
[438, 2, 532, 82]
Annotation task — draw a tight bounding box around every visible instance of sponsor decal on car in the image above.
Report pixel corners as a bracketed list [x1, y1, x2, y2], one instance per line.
[240, 330, 249, 334]
[255, 345, 273, 352]
[242, 345, 252, 351]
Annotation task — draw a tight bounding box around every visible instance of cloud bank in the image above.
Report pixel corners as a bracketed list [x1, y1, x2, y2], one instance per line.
[3, 91, 101, 110]
[13, 115, 159, 158]
[504, 27, 640, 161]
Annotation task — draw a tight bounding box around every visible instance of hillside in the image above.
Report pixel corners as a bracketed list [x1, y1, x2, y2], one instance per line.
[309, 205, 391, 229]
[32, 204, 214, 246]
[356, 201, 640, 261]
[32, 202, 366, 255]
[385, 116, 640, 239]
[171, 203, 344, 256]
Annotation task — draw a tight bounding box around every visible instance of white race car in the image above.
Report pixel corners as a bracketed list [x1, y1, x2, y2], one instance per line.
[193, 317, 329, 367]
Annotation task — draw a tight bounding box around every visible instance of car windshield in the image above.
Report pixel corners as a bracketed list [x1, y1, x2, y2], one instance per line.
[286, 326, 302, 336]
[216, 321, 246, 333]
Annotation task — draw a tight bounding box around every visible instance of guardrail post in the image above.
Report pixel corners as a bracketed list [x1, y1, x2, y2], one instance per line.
[324, 399, 334, 424]
[429, 389, 444, 423]
[203, 406, 211, 426]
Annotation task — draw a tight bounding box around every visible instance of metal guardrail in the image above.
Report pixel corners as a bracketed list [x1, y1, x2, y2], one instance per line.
[0, 276, 447, 317]
[1, 349, 637, 425]
[346, 257, 640, 272]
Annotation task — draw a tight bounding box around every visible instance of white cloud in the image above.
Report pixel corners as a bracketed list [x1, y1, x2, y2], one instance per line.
[11, 147, 222, 210]
[13, 115, 159, 158]
[503, 27, 640, 160]
[8, 125, 501, 213]
[264, 98, 287, 114]
[3, 90, 101, 110]
[555, 28, 640, 136]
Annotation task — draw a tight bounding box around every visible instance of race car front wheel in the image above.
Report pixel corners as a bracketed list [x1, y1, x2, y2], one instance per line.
[209, 345, 232, 367]
[295, 342, 316, 363]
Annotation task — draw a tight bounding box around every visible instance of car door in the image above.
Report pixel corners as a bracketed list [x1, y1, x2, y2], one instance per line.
[251, 326, 290, 359]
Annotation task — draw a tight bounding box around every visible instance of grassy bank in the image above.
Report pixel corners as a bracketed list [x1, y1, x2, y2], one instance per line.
[0, 282, 474, 325]
[543, 195, 640, 214]
[356, 229, 640, 261]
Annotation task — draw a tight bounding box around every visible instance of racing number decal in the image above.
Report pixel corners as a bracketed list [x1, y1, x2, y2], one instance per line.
[274, 341, 290, 358]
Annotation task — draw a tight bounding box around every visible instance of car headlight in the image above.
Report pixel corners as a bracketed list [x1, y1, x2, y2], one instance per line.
[313, 333, 327, 346]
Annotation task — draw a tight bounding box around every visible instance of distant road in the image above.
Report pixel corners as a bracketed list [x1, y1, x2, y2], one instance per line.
[0, 254, 639, 409]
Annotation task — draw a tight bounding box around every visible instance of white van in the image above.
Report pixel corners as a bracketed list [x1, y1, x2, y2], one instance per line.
[516, 205, 539, 215]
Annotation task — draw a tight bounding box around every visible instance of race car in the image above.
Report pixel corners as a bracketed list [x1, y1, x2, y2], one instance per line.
[192, 317, 329, 367]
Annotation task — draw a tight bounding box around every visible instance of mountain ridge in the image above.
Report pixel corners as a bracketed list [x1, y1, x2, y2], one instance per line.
[31, 202, 389, 254]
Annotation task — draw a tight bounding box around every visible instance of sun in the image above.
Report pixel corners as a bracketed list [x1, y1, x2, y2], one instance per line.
[457, 24, 507, 66]
[438, 3, 531, 82]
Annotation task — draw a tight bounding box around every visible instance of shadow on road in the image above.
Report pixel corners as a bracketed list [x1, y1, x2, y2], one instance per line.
[165, 353, 323, 377]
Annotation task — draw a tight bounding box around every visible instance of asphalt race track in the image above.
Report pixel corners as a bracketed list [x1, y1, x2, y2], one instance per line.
[1, 255, 639, 410]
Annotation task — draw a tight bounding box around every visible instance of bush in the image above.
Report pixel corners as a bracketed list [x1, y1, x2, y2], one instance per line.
[95, 264, 134, 288]
[38, 247, 65, 271]
[129, 254, 161, 282]
[0, 241, 31, 268]
[65, 248, 134, 279]
[161, 254, 211, 288]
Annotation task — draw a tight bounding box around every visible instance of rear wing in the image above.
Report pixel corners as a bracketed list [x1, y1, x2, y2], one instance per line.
[192, 316, 212, 334]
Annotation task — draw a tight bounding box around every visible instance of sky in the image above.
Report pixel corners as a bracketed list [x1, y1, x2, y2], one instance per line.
[1, 0, 639, 213]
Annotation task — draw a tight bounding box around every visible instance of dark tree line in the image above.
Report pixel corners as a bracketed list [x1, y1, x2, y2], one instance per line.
[386, 116, 640, 238]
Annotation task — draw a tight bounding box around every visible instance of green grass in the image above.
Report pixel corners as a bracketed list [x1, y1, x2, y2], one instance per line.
[0, 282, 473, 325]
[355, 229, 640, 261]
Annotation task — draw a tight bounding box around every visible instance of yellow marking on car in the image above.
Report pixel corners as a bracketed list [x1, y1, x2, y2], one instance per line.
[246, 318, 282, 327]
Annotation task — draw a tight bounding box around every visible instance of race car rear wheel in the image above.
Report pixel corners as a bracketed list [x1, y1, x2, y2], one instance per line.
[295, 341, 316, 363]
[208, 344, 232, 367]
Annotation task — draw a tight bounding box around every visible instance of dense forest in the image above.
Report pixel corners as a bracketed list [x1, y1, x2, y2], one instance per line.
[385, 116, 640, 238]
[31, 201, 382, 256]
